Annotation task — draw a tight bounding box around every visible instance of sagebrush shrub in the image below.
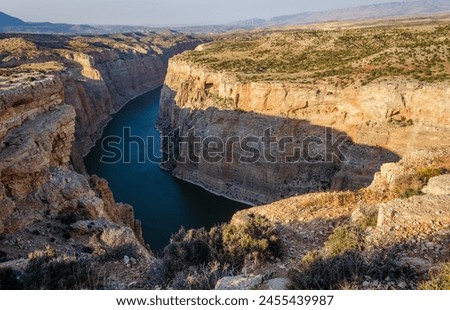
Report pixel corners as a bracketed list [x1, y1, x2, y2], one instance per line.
[153, 215, 282, 289]
[222, 213, 281, 266]
[324, 226, 361, 256]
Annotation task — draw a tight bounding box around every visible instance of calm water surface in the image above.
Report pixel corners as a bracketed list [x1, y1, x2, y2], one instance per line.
[84, 88, 249, 251]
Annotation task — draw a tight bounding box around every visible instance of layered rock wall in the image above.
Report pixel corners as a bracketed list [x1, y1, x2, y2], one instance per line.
[64, 40, 203, 171]
[159, 57, 450, 204]
[0, 36, 201, 265]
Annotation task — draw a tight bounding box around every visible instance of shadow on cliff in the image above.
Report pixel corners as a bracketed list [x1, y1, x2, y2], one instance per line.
[159, 103, 400, 205]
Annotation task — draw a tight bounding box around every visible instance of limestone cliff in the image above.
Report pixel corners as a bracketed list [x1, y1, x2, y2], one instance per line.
[0, 34, 202, 287]
[163, 58, 450, 153]
[62, 39, 203, 171]
[159, 22, 450, 205]
[159, 56, 449, 204]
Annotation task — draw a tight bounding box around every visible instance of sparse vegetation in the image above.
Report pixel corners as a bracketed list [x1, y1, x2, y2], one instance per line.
[289, 251, 366, 290]
[419, 263, 450, 290]
[171, 262, 232, 290]
[388, 116, 414, 127]
[0, 32, 198, 89]
[289, 248, 415, 290]
[324, 225, 362, 256]
[417, 166, 448, 183]
[393, 166, 448, 198]
[399, 188, 424, 199]
[0, 248, 105, 290]
[358, 212, 378, 231]
[149, 214, 282, 289]
[24, 256, 103, 290]
[179, 24, 450, 85]
[223, 213, 281, 266]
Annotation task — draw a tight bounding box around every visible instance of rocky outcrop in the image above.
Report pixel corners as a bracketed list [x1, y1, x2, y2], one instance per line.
[0, 34, 202, 286]
[226, 147, 450, 289]
[215, 274, 263, 290]
[422, 174, 450, 195]
[0, 72, 148, 261]
[158, 56, 449, 204]
[372, 194, 450, 244]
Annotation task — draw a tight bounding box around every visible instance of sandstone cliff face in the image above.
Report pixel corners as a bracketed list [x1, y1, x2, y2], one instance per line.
[63, 40, 203, 171]
[163, 58, 450, 155]
[159, 57, 450, 204]
[0, 73, 147, 262]
[0, 76, 74, 199]
[0, 35, 202, 286]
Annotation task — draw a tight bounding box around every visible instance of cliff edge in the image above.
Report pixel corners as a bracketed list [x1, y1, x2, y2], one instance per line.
[0, 33, 202, 288]
[159, 23, 450, 205]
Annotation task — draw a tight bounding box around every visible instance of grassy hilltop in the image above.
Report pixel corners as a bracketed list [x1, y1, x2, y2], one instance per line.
[181, 21, 450, 85]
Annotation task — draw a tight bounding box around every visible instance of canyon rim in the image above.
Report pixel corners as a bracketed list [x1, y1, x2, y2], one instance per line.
[0, 2, 450, 291]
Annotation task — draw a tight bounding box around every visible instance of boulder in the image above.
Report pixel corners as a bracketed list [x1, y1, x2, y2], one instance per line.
[215, 274, 263, 290]
[422, 174, 450, 195]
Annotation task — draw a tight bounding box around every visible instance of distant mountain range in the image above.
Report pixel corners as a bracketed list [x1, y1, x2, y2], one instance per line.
[0, 11, 25, 27]
[0, 11, 97, 34]
[231, 0, 450, 27]
[1, 0, 450, 34]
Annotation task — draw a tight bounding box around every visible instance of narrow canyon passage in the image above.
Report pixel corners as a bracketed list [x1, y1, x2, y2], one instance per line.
[84, 88, 249, 251]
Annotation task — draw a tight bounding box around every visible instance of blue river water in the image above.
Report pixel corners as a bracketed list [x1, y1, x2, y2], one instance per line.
[84, 88, 248, 251]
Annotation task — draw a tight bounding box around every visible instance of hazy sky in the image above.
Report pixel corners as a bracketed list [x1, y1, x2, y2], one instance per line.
[0, 0, 404, 26]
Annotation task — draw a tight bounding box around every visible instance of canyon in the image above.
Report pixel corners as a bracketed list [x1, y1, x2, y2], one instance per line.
[154, 21, 450, 289]
[159, 52, 450, 204]
[0, 17, 449, 290]
[0, 33, 202, 287]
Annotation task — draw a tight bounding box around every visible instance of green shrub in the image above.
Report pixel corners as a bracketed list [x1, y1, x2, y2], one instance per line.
[393, 166, 448, 199]
[324, 226, 361, 256]
[357, 212, 378, 231]
[151, 226, 231, 289]
[172, 262, 232, 290]
[154, 215, 282, 289]
[417, 167, 447, 183]
[25, 246, 104, 290]
[289, 251, 366, 290]
[301, 250, 320, 266]
[24, 258, 102, 289]
[22, 247, 104, 289]
[162, 228, 218, 278]
[222, 214, 281, 266]
[289, 249, 414, 290]
[364, 249, 415, 284]
[399, 188, 423, 199]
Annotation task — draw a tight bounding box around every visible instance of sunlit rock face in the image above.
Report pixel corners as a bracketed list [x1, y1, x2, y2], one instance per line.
[159, 57, 450, 205]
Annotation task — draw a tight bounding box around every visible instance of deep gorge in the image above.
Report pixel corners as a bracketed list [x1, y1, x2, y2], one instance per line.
[1, 22, 450, 290]
[84, 88, 248, 250]
[158, 56, 450, 205]
[0, 34, 205, 264]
